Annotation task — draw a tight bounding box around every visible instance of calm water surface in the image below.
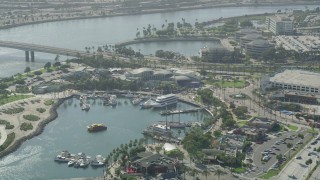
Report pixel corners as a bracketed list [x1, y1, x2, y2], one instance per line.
[0, 98, 208, 179]
[0, 5, 317, 77]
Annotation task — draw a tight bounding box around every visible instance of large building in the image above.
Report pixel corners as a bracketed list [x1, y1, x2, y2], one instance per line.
[265, 14, 294, 35]
[199, 47, 233, 63]
[245, 39, 274, 57]
[234, 28, 261, 42]
[240, 33, 265, 48]
[262, 70, 320, 94]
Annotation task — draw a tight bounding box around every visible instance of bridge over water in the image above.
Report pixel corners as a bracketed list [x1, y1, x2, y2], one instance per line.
[0, 40, 89, 61]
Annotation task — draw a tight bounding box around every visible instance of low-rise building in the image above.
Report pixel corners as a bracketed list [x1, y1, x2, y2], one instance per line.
[245, 39, 274, 57]
[240, 33, 265, 48]
[128, 152, 180, 178]
[247, 117, 276, 131]
[218, 135, 246, 156]
[199, 47, 233, 63]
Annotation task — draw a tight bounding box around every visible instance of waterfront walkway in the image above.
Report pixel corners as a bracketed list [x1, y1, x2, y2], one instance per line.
[0, 125, 7, 146]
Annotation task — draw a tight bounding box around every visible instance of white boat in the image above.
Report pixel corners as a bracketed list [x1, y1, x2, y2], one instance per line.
[140, 99, 157, 109]
[68, 160, 75, 166]
[81, 103, 90, 111]
[108, 95, 117, 106]
[132, 97, 143, 105]
[123, 92, 135, 98]
[152, 94, 178, 108]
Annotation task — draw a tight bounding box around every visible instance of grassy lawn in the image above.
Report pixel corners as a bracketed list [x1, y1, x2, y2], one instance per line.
[287, 124, 298, 131]
[232, 167, 246, 173]
[308, 128, 319, 135]
[0, 95, 33, 106]
[44, 99, 54, 106]
[261, 169, 279, 179]
[237, 120, 248, 127]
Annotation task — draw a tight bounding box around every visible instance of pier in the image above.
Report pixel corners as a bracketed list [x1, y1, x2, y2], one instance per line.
[160, 108, 204, 116]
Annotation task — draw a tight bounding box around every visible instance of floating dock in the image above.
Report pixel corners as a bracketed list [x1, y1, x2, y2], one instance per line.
[160, 108, 203, 115]
[157, 121, 192, 128]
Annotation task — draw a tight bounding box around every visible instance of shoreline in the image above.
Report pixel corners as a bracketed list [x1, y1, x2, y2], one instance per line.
[0, 97, 66, 159]
[0, 2, 317, 31]
[115, 36, 221, 47]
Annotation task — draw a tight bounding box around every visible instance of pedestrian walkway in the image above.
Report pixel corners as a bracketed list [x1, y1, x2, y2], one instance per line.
[0, 125, 7, 146]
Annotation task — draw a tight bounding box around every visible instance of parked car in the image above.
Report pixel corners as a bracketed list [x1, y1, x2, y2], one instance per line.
[295, 156, 302, 160]
[263, 156, 271, 161]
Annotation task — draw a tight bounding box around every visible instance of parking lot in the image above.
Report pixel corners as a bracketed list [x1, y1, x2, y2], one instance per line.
[247, 129, 311, 177]
[278, 135, 320, 180]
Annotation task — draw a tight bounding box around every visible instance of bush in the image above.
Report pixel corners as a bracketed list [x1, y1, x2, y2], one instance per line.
[44, 100, 54, 106]
[33, 71, 42, 75]
[20, 122, 33, 131]
[0, 119, 14, 129]
[16, 86, 30, 93]
[36, 108, 46, 113]
[3, 107, 24, 114]
[23, 114, 40, 121]
[0, 132, 15, 151]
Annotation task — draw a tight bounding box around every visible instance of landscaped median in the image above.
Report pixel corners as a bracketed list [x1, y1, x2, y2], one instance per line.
[286, 124, 298, 131]
[261, 132, 314, 179]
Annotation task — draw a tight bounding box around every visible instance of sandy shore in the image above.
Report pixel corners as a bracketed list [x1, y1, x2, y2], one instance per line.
[0, 96, 64, 158]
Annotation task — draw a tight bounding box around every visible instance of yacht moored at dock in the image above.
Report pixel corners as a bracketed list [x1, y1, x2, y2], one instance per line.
[91, 155, 106, 167]
[54, 150, 72, 163]
[81, 103, 90, 111]
[152, 94, 178, 108]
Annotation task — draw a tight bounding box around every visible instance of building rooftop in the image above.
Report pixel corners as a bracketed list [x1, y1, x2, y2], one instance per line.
[241, 33, 264, 40]
[130, 68, 153, 75]
[153, 69, 172, 75]
[247, 39, 273, 47]
[236, 28, 259, 34]
[270, 14, 293, 22]
[249, 117, 274, 125]
[270, 70, 320, 88]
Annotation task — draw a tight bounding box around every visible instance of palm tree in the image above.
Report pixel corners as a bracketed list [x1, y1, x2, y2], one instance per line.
[188, 168, 200, 180]
[202, 168, 211, 180]
[213, 169, 227, 180]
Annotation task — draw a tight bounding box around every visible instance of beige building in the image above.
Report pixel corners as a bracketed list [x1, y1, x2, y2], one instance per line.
[266, 14, 294, 35]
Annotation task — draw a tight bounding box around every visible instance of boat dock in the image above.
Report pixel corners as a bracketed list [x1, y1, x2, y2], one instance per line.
[157, 121, 192, 128]
[160, 108, 204, 115]
[54, 150, 106, 169]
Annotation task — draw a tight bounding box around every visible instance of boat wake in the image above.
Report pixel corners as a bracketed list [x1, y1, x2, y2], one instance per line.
[0, 145, 43, 167]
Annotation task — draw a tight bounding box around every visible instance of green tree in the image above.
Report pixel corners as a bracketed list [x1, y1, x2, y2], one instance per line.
[298, 133, 304, 139]
[188, 168, 200, 180]
[54, 54, 60, 62]
[276, 154, 283, 161]
[213, 169, 227, 180]
[24, 66, 31, 73]
[44, 62, 51, 69]
[202, 168, 211, 180]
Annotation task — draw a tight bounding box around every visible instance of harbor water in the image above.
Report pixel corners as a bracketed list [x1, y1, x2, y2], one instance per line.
[0, 97, 209, 179]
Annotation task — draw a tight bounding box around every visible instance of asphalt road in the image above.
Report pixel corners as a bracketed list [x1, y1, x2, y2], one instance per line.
[248, 129, 310, 177]
[277, 136, 319, 180]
